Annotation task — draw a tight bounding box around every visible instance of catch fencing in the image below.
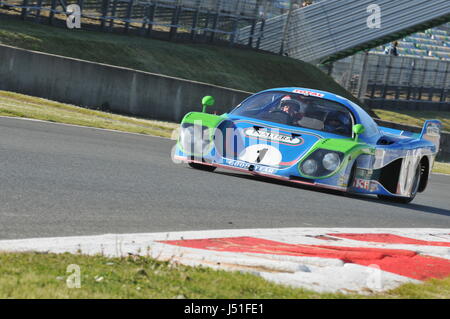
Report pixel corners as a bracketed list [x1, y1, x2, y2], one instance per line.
[330, 53, 450, 111]
[0, 0, 292, 44]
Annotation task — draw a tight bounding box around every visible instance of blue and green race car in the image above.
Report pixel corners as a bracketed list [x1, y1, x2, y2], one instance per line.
[173, 87, 441, 203]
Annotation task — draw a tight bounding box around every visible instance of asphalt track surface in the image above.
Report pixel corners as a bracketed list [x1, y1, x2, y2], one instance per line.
[1, 117, 449, 240]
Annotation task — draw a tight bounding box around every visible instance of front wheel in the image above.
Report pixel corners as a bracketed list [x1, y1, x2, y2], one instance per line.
[377, 163, 421, 204]
[188, 162, 216, 172]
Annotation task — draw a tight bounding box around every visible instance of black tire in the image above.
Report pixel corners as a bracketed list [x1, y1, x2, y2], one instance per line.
[348, 163, 357, 188]
[188, 162, 216, 172]
[342, 163, 358, 198]
[377, 163, 421, 204]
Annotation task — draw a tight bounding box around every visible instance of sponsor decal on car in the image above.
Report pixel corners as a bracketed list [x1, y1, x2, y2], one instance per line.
[338, 174, 349, 187]
[238, 144, 283, 166]
[353, 168, 379, 191]
[244, 128, 303, 146]
[353, 178, 370, 190]
[353, 178, 379, 192]
[225, 159, 277, 174]
[292, 89, 325, 98]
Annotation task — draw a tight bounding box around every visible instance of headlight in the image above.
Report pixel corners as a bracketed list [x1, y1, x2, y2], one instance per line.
[302, 159, 318, 176]
[322, 152, 341, 171]
[179, 125, 195, 153]
[300, 150, 344, 177]
[179, 124, 211, 155]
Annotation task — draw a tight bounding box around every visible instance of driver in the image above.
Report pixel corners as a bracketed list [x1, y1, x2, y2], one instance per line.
[280, 98, 301, 116]
[262, 96, 303, 125]
[278, 96, 302, 125]
[324, 111, 351, 135]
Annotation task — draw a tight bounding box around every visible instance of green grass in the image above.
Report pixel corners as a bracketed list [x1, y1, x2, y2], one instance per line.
[0, 15, 358, 103]
[432, 162, 450, 175]
[0, 252, 449, 299]
[373, 109, 450, 132]
[0, 252, 341, 299]
[0, 90, 177, 138]
[376, 276, 450, 299]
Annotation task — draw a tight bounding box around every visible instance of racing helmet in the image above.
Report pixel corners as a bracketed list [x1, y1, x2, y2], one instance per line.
[279, 96, 301, 113]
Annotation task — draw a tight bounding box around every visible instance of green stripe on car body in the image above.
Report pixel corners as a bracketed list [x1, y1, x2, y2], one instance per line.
[181, 112, 226, 128]
[298, 138, 375, 179]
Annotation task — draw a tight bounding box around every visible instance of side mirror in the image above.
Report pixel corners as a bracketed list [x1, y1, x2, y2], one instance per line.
[202, 96, 215, 113]
[353, 124, 365, 142]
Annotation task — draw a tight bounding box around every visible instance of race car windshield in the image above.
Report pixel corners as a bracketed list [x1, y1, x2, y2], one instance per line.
[231, 91, 354, 137]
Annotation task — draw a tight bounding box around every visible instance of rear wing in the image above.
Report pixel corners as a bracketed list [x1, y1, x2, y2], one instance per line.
[378, 126, 419, 139]
[420, 120, 442, 150]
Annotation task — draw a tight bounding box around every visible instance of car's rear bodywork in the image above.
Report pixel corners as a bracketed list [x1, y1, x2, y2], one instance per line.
[174, 88, 441, 202]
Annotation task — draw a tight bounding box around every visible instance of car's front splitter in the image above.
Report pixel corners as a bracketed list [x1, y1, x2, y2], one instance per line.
[174, 154, 348, 192]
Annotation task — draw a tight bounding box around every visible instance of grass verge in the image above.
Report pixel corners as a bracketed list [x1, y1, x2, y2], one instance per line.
[0, 252, 342, 299]
[432, 162, 450, 175]
[0, 252, 449, 299]
[373, 109, 450, 132]
[0, 90, 177, 138]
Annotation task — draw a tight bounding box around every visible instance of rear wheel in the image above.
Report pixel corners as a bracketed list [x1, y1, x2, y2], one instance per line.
[188, 162, 216, 172]
[377, 162, 421, 204]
